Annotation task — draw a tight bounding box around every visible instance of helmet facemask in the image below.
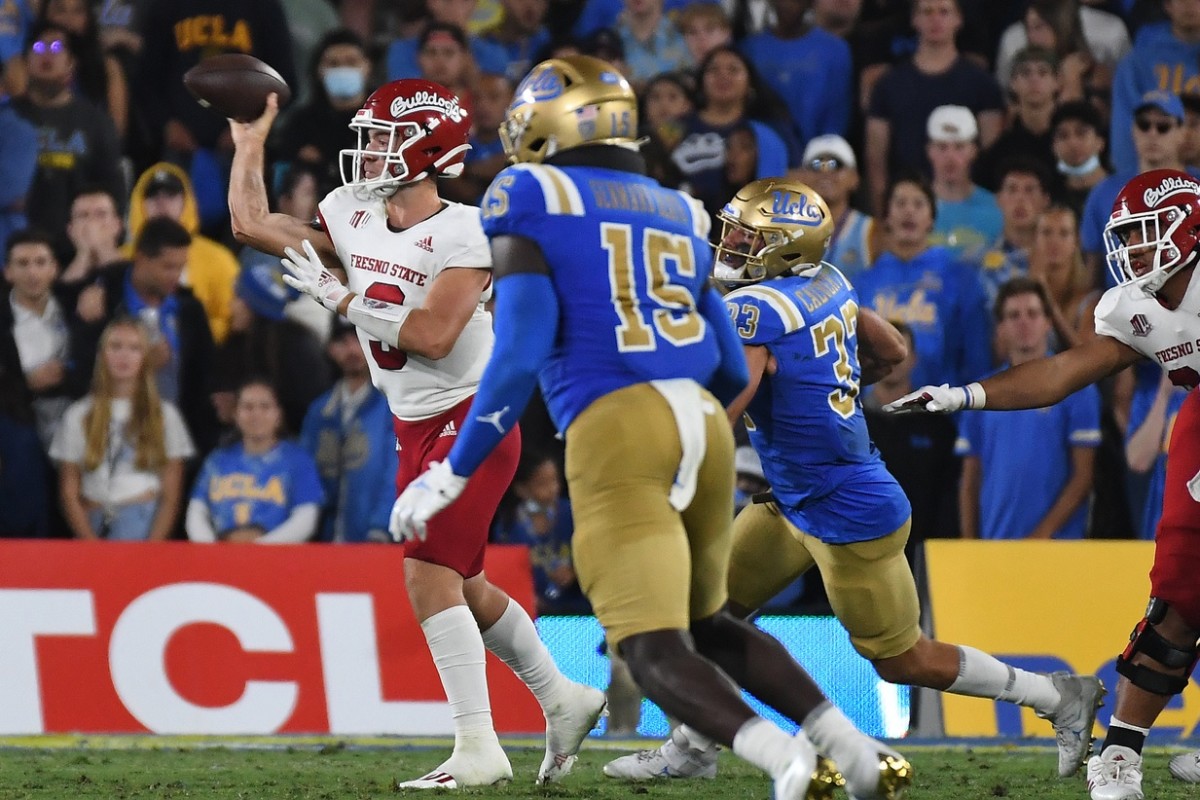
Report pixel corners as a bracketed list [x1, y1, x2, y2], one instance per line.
[341, 115, 469, 198]
[713, 215, 772, 285]
[1104, 205, 1195, 296]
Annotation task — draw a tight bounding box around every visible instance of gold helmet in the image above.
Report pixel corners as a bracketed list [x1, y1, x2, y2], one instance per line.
[500, 55, 638, 164]
[713, 178, 834, 285]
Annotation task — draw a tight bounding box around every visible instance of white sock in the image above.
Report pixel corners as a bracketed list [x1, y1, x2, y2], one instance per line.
[803, 701, 866, 768]
[677, 723, 716, 751]
[422, 605, 498, 748]
[947, 645, 1061, 715]
[1108, 717, 1150, 736]
[479, 598, 571, 711]
[732, 717, 798, 778]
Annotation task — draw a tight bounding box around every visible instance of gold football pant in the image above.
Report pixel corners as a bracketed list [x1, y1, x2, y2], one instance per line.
[728, 503, 921, 660]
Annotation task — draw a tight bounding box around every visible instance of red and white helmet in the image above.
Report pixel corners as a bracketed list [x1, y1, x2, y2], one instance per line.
[340, 79, 471, 196]
[1104, 168, 1200, 295]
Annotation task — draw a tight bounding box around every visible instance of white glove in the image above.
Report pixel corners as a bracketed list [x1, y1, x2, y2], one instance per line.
[389, 460, 469, 543]
[882, 382, 985, 414]
[281, 239, 351, 313]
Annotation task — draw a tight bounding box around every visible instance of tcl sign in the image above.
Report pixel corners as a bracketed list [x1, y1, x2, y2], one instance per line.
[0, 542, 542, 735]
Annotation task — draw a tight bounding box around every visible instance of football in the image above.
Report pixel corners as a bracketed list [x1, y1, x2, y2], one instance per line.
[183, 54, 291, 122]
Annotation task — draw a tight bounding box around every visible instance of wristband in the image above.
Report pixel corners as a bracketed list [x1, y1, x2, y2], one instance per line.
[963, 382, 986, 409]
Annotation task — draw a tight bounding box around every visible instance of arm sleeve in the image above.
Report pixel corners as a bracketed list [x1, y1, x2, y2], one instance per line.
[185, 498, 217, 542]
[447, 272, 558, 477]
[259, 504, 320, 543]
[698, 286, 749, 406]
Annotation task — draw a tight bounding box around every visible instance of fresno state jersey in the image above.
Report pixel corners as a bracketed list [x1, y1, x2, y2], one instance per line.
[1094, 277, 1200, 390]
[319, 185, 494, 421]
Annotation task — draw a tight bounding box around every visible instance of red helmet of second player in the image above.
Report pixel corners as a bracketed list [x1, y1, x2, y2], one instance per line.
[1104, 168, 1200, 295]
[340, 78, 472, 194]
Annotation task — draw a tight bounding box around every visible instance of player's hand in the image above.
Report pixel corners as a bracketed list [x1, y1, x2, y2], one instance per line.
[882, 383, 975, 414]
[389, 460, 468, 543]
[228, 92, 280, 148]
[281, 238, 351, 313]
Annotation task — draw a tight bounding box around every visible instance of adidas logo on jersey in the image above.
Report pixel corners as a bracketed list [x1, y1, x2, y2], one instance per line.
[416, 235, 434, 253]
[438, 420, 457, 438]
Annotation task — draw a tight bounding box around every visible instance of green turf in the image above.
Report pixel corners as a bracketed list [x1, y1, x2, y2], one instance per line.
[0, 743, 1195, 800]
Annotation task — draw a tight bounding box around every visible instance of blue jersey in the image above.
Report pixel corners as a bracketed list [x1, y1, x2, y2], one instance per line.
[191, 441, 325, 535]
[480, 162, 722, 430]
[724, 266, 911, 544]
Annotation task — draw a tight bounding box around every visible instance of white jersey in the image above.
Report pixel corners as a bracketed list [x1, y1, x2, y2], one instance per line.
[319, 185, 494, 420]
[1094, 276, 1200, 389]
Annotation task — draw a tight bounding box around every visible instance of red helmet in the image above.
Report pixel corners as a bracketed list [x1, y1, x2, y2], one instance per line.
[340, 79, 471, 195]
[1104, 168, 1200, 295]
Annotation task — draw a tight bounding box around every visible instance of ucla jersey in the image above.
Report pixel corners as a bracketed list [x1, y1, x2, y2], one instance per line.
[481, 162, 721, 429]
[191, 441, 325, 535]
[725, 265, 910, 544]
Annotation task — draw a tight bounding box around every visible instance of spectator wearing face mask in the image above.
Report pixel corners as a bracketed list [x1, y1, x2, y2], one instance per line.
[274, 29, 375, 190]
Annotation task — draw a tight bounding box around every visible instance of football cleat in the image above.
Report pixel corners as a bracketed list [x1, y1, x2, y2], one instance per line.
[1039, 672, 1106, 777]
[602, 726, 720, 780]
[537, 684, 608, 784]
[395, 744, 512, 789]
[841, 742, 913, 800]
[1169, 750, 1200, 782]
[774, 735, 839, 800]
[1087, 746, 1143, 800]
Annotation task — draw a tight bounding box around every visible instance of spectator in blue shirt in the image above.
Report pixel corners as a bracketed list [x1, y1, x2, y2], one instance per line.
[299, 319, 396, 543]
[796, 134, 875, 280]
[614, 0, 692, 88]
[187, 379, 324, 544]
[1080, 90, 1199, 286]
[445, 73, 512, 205]
[387, 13, 508, 81]
[956, 277, 1101, 540]
[976, 157, 1053, 307]
[927, 104, 1003, 268]
[740, 0, 852, 148]
[492, 451, 589, 616]
[479, 0, 552, 83]
[854, 172, 992, 389]
[570, 0, 715, 39]
[0, 94, 37, 259]
[1125, 371, 1189, 540]
[1109, 0, 1200, 174]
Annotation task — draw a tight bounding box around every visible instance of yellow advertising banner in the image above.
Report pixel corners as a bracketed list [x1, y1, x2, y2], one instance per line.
[926, 540, 1200, 739]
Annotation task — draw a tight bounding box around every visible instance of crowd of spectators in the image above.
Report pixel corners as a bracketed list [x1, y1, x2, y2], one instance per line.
[0, 0, 1194, 612]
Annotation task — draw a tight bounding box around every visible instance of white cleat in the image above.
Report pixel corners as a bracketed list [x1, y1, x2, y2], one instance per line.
[775, 734, 840, 800]
[537, 683, 608, 784]
[1169, 750, 1200, 782]
[1040, 672, 1106, 777]
[839, 738, 913, 800]
[1086, 746, 1143, 800]
[603, 726, 720, 780]
[395, 744, 512, 790]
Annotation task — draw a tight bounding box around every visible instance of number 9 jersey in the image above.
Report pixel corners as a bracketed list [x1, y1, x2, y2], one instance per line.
[479, 162, 722, 431]
[724, 265, 911, 544]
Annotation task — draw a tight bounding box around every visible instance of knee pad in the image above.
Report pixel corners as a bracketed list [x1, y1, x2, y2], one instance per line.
[1115, 598, 1200, 696]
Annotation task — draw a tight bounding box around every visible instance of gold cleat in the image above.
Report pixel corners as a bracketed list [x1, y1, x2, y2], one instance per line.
[808, 756, 846, 800]
[876, 753, 915, 800]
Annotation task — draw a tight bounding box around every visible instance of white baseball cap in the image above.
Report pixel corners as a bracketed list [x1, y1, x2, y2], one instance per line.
[926, 105, 978, 143]
[802, 134, 857, 170]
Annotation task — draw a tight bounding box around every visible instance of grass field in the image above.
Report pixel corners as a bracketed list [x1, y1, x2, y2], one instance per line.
[1, 738, 1198, 800]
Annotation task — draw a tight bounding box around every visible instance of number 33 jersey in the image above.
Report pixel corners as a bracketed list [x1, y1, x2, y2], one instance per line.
[319, 185, 494, 421]
[479, 162, 722, 431]
[724, 266, 910, 544]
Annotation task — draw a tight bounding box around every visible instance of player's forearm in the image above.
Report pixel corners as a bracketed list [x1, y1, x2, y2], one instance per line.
[978, 346, 1120, 410]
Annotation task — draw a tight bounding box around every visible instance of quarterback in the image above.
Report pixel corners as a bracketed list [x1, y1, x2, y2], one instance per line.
[390, 55, 912, 800]
[605, 178, 1104, 785]
[227, 79, 604, 788]
[887, 167, 1200, 800]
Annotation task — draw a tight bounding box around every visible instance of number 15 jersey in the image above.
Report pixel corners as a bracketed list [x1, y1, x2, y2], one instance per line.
[479, 162, 722, 431]
[724, 265, 911, 544]
[319, 185, 494, 421]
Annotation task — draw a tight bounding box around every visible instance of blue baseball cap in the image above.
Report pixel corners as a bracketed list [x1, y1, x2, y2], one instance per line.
[1135, 90, 1185, 121]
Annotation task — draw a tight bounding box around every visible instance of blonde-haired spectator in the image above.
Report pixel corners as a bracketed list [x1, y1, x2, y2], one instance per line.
[1028, 204, 1098, 350]
[50, 317, 194, 540]
[677, 1, 731, 64]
